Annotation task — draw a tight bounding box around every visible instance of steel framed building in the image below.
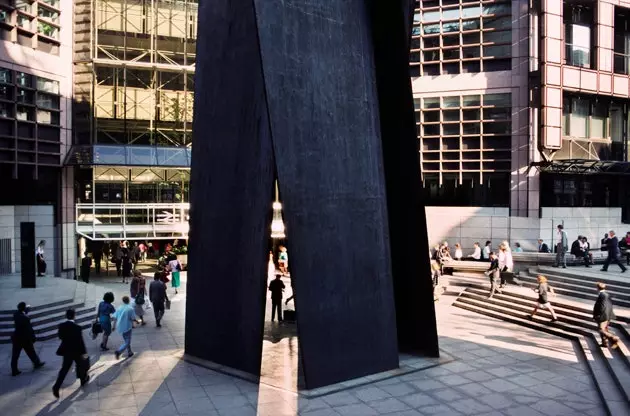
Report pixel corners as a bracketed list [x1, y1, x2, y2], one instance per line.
[67, 0, 197, 241]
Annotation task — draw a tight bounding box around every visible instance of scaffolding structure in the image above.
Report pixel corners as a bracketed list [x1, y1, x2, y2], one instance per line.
[74, 0, 197, 147]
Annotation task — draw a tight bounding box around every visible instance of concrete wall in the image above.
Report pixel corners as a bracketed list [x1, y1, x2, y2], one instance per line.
[426, 206, 628, 253]
[0, 206, 56, 275]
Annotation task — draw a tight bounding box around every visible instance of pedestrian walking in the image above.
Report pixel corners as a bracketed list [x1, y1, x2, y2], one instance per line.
[601, 230, 627, 273]
[528, 275, 558, 322]
[166, 249, 181, 294]
[593, 283, 620, 349]
[269, 274, 285, 322]
[52, 309, 90, 398]
[36, 240, 47, 276]
[112, 296, 136, 360]
[278, 246, 289, 275]
[121, 252, 133, 283]
[93, 243, 103, 275]
[10, 302, 45, 376]
[80, 251, 92, 283]
[149, 272, 168, 327]
[486, 252, 502, 298]
[130, 271, 147, 325]
[96, 292, 115, 351]
[553, 224, 568, 268]
[498, 242, 513, 287]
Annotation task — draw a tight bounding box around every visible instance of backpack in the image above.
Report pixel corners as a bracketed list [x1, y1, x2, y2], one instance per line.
[136, 290, 145, 305]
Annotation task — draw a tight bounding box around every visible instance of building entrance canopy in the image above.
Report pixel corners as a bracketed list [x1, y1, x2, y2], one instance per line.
[530, 159, 630, 175]
[64, 145, 191, 168]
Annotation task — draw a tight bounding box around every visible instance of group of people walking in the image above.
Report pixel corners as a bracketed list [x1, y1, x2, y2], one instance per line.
[526, 276, 620, 349]
[10, 268, 173, 399]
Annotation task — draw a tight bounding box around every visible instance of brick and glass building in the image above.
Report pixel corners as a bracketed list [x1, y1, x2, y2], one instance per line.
[413, 1, 630, 251]
[0, 0, 73, 276]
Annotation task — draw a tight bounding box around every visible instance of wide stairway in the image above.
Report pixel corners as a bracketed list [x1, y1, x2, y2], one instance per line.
[518, 265, 630, 309]
[454, 284, 630, 415]
[0, 299, 94, 344]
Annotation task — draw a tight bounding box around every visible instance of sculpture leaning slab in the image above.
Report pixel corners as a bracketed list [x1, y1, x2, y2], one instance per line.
[186, 0, 438, 389]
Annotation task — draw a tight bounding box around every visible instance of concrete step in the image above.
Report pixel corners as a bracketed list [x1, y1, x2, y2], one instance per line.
[0, 312, 94, 342]
[466, 287, 595, 320]
[518, 278, 630, 309]
[453, 297, 630, 416]
[0, 305, 93, 330]
[466, 283, 630, 324]
[0, 321, 93, 344]
[526, 269, 630, 295]
[0, 301, 88, 322]
[519, 275, 630, 307]
[534, 267, 630, 289]
[457, 290, 630, 405]
[0, 298, 76, 317]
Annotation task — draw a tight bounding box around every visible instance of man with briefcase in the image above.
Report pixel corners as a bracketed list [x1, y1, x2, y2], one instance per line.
[53, 309, 90, 398]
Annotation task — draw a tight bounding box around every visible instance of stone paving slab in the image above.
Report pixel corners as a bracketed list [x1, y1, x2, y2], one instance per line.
[0, 275, 82, 312]
[0, 273, 609, 415]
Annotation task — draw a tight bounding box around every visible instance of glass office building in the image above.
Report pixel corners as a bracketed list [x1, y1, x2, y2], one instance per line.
[67, 0, 197, 240]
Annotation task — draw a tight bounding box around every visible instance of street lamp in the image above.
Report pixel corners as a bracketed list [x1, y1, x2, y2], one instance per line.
[270, 181, 286, 239]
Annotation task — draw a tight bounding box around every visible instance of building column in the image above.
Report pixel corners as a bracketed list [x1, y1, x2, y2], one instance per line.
[61, 167, 77, 277]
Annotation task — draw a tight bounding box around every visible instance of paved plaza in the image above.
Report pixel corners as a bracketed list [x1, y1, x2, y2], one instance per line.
[0, 270, 615, 415]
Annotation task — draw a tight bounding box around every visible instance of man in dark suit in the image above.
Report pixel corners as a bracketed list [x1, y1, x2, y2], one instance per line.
[269, 274, 286, 322]
[601, 230, 627, 273]
[149, 272, 168, 327]
[11, 302, 45, 376]
[593, 283, 620, 349]
[53, 309, 89, 398]
[537, 239, 550, 253]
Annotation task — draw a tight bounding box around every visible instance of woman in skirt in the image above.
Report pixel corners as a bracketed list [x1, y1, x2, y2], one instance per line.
[528, 275, 558, 322]
[96, 292, 116, 351]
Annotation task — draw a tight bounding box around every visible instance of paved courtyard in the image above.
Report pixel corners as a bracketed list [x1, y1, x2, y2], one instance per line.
[0, 271, 611, 415]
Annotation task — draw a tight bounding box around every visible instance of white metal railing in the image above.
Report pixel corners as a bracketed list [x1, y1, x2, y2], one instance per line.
[76, 203, 190, 241]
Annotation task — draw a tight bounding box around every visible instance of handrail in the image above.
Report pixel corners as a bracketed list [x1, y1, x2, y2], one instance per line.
[76, 202, 190, 241]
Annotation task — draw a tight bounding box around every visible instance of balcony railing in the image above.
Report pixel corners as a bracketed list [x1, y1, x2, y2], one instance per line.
[76, 203, 189, 241]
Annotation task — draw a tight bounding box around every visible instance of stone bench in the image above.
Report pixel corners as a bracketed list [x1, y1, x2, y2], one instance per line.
[512, 251, 607, 266]
[441, 260, 489, 274]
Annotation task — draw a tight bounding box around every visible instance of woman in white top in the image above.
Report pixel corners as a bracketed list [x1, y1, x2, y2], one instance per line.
[498, 243, 514, 271]
[498, 243, 513, 288]
[36, 240, 46, 276]
[454, 243, 463, 260]
[469, 242, 482, 260]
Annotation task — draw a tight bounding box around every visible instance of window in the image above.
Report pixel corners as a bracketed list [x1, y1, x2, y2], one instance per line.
[0, 69, 10, 84]
[415, 92, 512, 187]
[36, 77, 59, 94]
[562, 95, 609, 139]
[614, 8, 630, 75]
[16, 72, 32, 88]
[410, 0, 512, 76]
[36, 92, 59, 109]
[37, 21, 58, 39]
[0, 1, 62, 54]
[15, 1, 32, 13]
[564, 3, 593, 68]
[37, 6, 59, 24]
[0, 65, 62, 168]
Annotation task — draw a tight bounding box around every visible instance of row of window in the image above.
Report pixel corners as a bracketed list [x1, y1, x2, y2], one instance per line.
[0, 68, 60, 125]
[411, 1, 512, 76]
[0, 0, 61, 42]
[564, 3, 630, 76]
[415, 93, 512, 176]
